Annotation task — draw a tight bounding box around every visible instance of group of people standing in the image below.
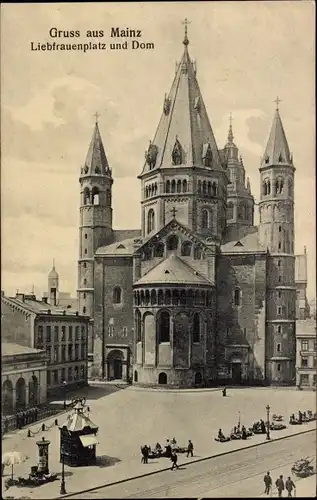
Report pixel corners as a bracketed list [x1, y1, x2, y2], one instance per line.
[264, 472, 296, 497]
[2, 406, 40, 434]
[140, 438, 194, 470]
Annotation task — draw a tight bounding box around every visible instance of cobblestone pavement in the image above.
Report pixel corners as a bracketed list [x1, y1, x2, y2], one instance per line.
[2, 387, 316, 499]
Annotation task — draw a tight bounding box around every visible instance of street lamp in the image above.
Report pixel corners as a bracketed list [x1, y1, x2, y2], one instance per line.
[60, 443, 66, 495]
[266, 404, 271, 440]
[63, 380, 67, 409]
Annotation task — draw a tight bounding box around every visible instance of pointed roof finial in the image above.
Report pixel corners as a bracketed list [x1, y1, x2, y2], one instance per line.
[53, 258, 55, 270]
[228, 112, 234, 143]
[182, 18, 190, 46]
[274, 96, 282, 111]
[94, 111, 100, 124]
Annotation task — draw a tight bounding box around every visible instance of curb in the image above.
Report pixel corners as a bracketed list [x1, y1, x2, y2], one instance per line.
[56, 427, 316, 499]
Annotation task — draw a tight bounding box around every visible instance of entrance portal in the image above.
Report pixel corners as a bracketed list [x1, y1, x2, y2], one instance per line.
[231, 363, 242, 384]
[106, 350, 124, 381]
[158, 372, 167, 385]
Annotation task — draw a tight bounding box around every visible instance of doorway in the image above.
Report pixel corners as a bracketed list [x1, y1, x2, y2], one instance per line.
[231, 363, 242, 384]
[106, 350, 124, 380]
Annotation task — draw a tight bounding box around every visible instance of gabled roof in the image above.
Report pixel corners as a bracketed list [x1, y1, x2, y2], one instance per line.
[221, 227, 266, 254]
[134, 253, 212, 286]
[95, 237, 136, 256]
[261, 108, 292, 167]
[137, 218, 208, 254]
[1, 295, 85, 317]
[62, 404, 98, 432]
[80, 122, 112, 177]
[140, 34, 223, 175]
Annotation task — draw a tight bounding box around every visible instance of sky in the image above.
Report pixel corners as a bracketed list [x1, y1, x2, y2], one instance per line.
[1, 1, 315, 300]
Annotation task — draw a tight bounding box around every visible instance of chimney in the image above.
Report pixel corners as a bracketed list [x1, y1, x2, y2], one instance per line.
[16, 293, 25, 302]
[42, 297, 48, 304]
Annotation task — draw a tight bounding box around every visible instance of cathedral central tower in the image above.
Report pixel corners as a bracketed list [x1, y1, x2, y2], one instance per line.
[138, 27, 228, 243]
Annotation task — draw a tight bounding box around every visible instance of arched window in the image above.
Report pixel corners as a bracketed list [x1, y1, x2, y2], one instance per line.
[113, 286, 122, 304]
[167, 234, 178, 250]
[145, 186, 149, 198]
[194, 372, 202, 384]
[181, 241, 192, 256]
[106, 189, 112, 207]
[165, 290, 171, 305]
[135, 309, 141, 342]
[201, 209, 209, 229]
[207, 182, 212, 196]
[83, 306, 86, 314]
[166, 180, 171, 193]
[193, 312, 200, 343]
[198, 180, 202, 194]
[267, 180, 271, 195]
[154, 242, 164, 257]
[83, 187, 90, 205]
[150, 289, 157, 305]
[158, 289, 164, 305]
[171, 180, 176, 193]
[91, 187, 100, 205]
[212, 182, 218, 196]
[194, 245, 202, 260]
[147, 209, 155, 234]
[202, 181, 207, 195]
[182, 179, 187, 192]
[177, 180, 182, 193]
[288, 178, 293, 197]
[275, 177, 284, 195]
[227, 202, 234, 220]
[234, 288, 241, 306]
[263, 182, 267, 196]
[238, 203, 245, 220]
[158, 311, 170, 343]
[277, 325, 281, 334]
[134, 370, 138, 382]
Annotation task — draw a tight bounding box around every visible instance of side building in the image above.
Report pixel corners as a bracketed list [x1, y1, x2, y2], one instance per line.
[2, 342, 47, 414]
[1, 292, 90, 397]
[296, 318, 316, 390]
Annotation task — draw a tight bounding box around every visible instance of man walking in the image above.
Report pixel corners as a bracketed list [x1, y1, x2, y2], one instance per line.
[170, 451, 179, 470]
[285, 476, 296, 497]
[264, 471, 272, 495]
[186, 440, 194, 458]
[275, 475, 285, 497]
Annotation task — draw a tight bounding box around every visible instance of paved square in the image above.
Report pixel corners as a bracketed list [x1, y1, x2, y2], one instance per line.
[2, 386, 316, 499]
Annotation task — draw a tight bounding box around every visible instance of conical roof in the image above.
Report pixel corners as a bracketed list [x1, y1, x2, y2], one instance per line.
[62, 404, 98, 432]
[81, 122, 111, 177]
[261, 108, 291, 167]
[140, 34, 223, 174]
[134, 253, 212, 286]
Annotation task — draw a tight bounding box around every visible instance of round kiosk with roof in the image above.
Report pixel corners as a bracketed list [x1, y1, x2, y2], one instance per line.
[59, 401, 99, 467]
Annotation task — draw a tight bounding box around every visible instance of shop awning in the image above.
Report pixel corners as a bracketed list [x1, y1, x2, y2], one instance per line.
[79, 434, 99, 447]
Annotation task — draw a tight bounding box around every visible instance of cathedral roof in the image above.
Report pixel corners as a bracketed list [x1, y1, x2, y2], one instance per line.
[261, 106, 292, 167]
[81, 121, 112, 177]
[140, 32, 223, 174]
[134, 253, 212, 286]
[221, 227, 266, 254]
[95, 237, 136, 256]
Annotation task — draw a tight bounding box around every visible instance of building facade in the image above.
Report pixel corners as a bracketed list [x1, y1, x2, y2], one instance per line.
[296, 319, 316, 390]
[2, 342, 47, 414]
[1, 293, 89, 396]
[78, 28, 301, 387]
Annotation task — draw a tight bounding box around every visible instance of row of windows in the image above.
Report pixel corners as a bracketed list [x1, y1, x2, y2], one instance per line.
[145, 183, 158, 198]
[144, 179, 219, 199]
[134, 289, 212, 307]
[142, 236, 205, 260]
[43, 343, 86, 364]
[227, 202, 252, 221]
[301, 340, 317, 351]
[135, 310, 203, 343]
[299, 374, 316, 386]
[262, 177, 293, 197]
[108, 326, 128, 337]
[82, 187, 111, 206]
[38, 325, 86, 343]
[300, 357, 317, 368]
[47, 365, 86, 386]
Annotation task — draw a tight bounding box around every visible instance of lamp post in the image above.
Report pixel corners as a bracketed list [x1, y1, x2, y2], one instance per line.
[60, 443, 66, 495]
[266, 404, 271, 440]
[63, 380, 67, 409]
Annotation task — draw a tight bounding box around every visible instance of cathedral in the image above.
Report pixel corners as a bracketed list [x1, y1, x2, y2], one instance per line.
[77, 28, 297, 387]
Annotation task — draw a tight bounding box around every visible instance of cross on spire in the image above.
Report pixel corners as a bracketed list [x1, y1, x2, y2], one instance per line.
[171, 207, 178, 218]
[229, 112, 233, 127]
[182, 18, 190, 46]
[274, 97, 282, 110]
[228, 112, 234, 143]
[94, 111, 100, 123]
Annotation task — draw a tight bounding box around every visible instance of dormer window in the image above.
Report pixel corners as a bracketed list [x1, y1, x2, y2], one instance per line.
[194, 96, 201, 112]
[145, 142, 158, 170]
[84, 165, 89, 174]
[172, 139, 182, 165]
[95, 166, 100, 174]
[202, 143, 213, 167]
[265, 155, 269, 164]
[278, 153, 283, 163]
[163, 95, 171, 115]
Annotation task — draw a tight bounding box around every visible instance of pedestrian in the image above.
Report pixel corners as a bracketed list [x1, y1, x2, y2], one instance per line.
[241, 425, 247, 440]
[143, 445, 149, 464]
[260, 419, 266, 434]
[298, 410, 302, 423]
[222, 387, 227, 397]
[165, 441, 172, 458]
[186, 440, 194, 458]
[263, 471, 272, 495]
[285, 476, 296, 497]
[275, 475, 285, 497]
[170, 451, 179, 470]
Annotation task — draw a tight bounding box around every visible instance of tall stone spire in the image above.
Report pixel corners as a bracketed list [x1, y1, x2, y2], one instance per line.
[81, 118, 112, 178]
[139, 22, 223, 175]
[261, 100, 292, 167]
